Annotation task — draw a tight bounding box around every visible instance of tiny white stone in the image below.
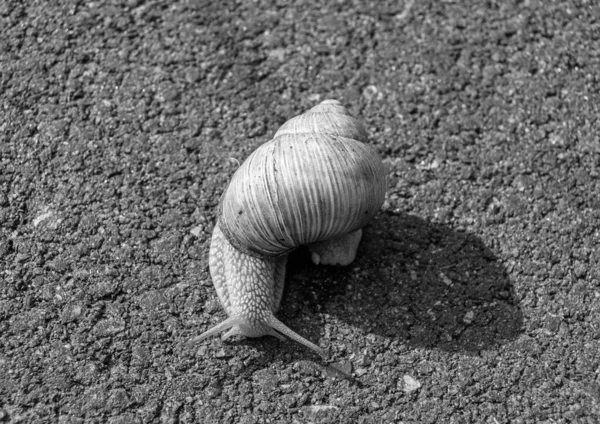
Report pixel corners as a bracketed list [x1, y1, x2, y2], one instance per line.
[439, 272, 452, 286]
[33, 207, 54, 227]
[402, 375, 421, 393]
[190, 225, 204, 237]
[463, 310, 475, 324]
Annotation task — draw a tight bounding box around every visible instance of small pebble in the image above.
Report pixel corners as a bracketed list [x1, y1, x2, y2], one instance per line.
[355, 368, 368, 377]
[190, 225, 204, 237]
[324, 361, 352, 380]
[439, 272, 453, 286]
[402, 375, 422, 393]
[215, 349, 228, 359]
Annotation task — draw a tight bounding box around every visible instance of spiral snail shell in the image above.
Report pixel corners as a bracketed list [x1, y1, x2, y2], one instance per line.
[191, 100, 386, 355]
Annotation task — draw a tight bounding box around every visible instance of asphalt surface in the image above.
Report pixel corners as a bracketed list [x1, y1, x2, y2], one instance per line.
[1, 0, 600, 423]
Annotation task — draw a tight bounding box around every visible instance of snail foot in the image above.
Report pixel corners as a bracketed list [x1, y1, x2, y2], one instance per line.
[307, 229, 362, 266]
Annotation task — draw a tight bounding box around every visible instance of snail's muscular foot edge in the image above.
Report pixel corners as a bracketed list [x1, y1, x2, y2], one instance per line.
[307, 229, 362, 266]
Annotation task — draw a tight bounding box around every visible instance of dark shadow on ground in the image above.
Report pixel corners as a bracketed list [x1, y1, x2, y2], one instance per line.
[283, 212, 523, 354]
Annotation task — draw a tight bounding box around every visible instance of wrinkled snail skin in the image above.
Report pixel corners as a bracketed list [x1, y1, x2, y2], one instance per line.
[190, 100, 386, 355]
[190, 221, 325, 355]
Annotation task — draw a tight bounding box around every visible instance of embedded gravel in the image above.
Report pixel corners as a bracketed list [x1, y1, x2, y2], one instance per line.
[1, 1, 599, 423]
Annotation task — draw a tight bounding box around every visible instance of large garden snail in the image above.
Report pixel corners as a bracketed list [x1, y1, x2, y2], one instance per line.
[191, 100, 386, 355]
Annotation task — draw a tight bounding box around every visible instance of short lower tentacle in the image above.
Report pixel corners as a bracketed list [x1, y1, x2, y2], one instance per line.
[188, 316, 243, 345]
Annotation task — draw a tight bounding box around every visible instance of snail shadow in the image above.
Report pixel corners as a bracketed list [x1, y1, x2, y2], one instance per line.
[286, 212, 523, 354]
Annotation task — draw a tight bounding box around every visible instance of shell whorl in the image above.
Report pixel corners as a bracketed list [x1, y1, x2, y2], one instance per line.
[219, 99, 386, 257]
[273, 99, 368, 141]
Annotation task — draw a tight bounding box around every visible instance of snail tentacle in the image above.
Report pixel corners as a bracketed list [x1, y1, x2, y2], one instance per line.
[188, 316, 244, 345]
[265, 314, 325, 356]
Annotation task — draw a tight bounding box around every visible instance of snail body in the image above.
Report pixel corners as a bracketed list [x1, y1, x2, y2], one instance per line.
[191, 100, 386, 355]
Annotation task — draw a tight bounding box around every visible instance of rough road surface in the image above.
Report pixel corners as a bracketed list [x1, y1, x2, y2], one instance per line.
[1, 1, 599, 423]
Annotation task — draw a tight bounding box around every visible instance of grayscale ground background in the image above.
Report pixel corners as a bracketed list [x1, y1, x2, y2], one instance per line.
[1, 1, 600, 423]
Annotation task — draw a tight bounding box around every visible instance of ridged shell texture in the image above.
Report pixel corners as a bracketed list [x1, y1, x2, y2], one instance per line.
[220, 100, 386, 256]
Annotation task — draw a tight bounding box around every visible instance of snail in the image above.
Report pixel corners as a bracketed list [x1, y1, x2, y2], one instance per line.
[191, 100, 386, 355]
